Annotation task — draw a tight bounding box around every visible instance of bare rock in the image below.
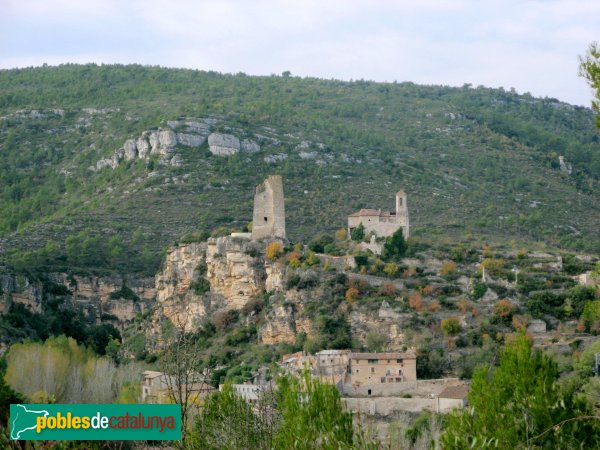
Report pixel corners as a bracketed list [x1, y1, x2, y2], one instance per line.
[159, 129, 177, 148]
[149, 131, 161, 154]
[123, 139, 138, 160]
[208, 133, 240, 156]
[137, 137, 150, 158]
[177, 133, 206, 147]
[241, 138, 260, 153]
[264, 154, 287, 164]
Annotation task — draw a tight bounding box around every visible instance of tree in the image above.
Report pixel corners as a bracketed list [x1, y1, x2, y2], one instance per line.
[190, 383, 274, 449]
[161, 321, 211, 443]
[335, 228, 348, 241]
[441, 318, 462, 337]
[350, 223, 365, 241]
[366, 331, 389, 352]
[441, 333, 600, 449]
[266, 241, 283, 260]
[274, 371, 361, 449]
[382, 228, 406, 261]
[579, 42, 600, 129]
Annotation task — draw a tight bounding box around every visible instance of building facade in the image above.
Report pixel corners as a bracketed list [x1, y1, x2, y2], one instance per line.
[348, 191, 409, 239]
[348, 352, 417, 386]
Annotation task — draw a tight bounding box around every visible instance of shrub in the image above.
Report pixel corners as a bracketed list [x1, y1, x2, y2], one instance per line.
[472, 282, 488, 300]
[286, 250, 302, 268]
[266, 242, 283, 260]
[345, 287, 360, 302]
[308, 234, 333, 253]
[354, 255, 368, 267]
[109, 285, 139, 301]
[409, 292, 423, 311]
[428, 300, 441, 312]
[304, 252, 320, 267]
[383, 262, 399, 278]
[241, 298, 264, 316]
[378, 282, 396, 297]
[481, 258, 505, 276]
[382, 228, 407, 261]
[335, 228, 348, 241]
[350, 223, 365, 241]
[440, 260, 457, 277]
[441, 318, 462, 337]
[287, 273, 301, 289]
[212, 310, 239, 331]
[190, 277, 211, 295]
[495, 299, 516, 318]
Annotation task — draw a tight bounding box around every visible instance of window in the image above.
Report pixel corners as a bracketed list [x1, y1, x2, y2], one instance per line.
[396, 377, 402, 382]
[381, 377, 386, 383]
[398, 369, 402, 375]
[263, 217, 268, 222]
[356, 369, 359, 373]
[371, 368, 375, 373]
[368, 389, 372, 396]
[368, 359, 378, 364]
[387, 360, 390, 363]
[396, 359, 403, 363]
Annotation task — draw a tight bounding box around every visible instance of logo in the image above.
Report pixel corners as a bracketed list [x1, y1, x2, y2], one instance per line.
[10, 404, 181, 441]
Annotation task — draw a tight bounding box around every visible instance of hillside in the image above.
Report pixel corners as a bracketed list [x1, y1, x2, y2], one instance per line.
[0, 64, 599, 276]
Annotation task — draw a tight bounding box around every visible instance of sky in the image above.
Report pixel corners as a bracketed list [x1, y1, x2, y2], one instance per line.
[1, 0, 598, 106]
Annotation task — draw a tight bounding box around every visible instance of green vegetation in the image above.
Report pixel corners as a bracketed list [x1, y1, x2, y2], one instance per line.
[0, 64, 599, 277]
[4, 336, 146, 404]
[442, 333, 600, 449]
[190, 371, 377, 449]
[579, 41, 600, 129]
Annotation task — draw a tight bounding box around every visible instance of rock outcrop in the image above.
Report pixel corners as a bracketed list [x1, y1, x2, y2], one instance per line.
[205, 237, 266, 309]
[153, 242, 209, 332]
[94, 118, 214, 171]
[0, 273, 155, 331]
[151, 236, 268, 334]
[208, 133, 241, 156]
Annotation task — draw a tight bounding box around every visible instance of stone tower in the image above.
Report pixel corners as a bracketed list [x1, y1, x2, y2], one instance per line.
[251, 175, 286, 241]
[395, 191, 410, 238]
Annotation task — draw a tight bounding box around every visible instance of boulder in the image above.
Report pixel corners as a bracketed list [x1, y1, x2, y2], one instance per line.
[137, 137, 150, 158]
[177, 133, 206, 147]
[208, 133, 240, 156]
[159, 130, 177, 148]
[123, 139, 138, 160]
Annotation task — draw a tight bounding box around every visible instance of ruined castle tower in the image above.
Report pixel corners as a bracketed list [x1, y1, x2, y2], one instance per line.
[251, 175, 286, 241]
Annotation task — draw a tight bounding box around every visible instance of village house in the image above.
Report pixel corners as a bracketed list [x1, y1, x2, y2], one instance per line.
[223, 382, 275, 405]
[436, 384, 470, 412]
[315, 349, 351, 377]
[347, 351, 417, 386]
[141, 370, 215, 404]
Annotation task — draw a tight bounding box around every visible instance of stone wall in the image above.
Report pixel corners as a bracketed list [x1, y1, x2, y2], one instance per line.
[251, 175, 286, 240]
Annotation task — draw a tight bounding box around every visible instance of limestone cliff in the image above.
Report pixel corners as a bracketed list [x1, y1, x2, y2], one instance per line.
[0, 273, 155, 331]
[151, 236, 270, 334]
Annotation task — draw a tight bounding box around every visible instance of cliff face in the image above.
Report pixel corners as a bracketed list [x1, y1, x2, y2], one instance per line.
[205, 237, 266, 309]
[1, 238, 410, 351]
[151, 236, 278, 334]
[0, 273, 155, 331]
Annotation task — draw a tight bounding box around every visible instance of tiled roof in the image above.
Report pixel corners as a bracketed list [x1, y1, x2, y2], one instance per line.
[349, 352, 416, 360]
[438, 384, 470, 399]
[348, 208, 381, 217]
